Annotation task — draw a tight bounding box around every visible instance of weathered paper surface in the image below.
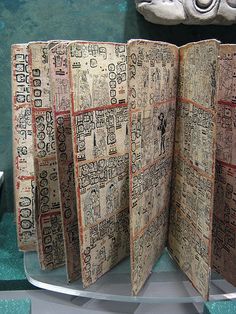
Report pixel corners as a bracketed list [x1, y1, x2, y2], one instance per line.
[212, 45, 236, 286]
[128, 40, 179, 295]
[49, 42, 81, 281]
[68, 41, 129, 287]
[12, 44, 36, 251]
[168, 40, 220, 299]
[28, 42, 65, 269]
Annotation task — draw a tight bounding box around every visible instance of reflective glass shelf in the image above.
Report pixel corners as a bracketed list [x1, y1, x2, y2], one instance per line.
[24, 249, 236, 304]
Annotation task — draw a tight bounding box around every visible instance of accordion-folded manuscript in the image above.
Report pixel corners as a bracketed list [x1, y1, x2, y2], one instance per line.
[11, 39, 236, 299]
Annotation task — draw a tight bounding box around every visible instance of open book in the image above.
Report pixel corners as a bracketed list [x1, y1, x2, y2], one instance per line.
[11, 39, 236, 299]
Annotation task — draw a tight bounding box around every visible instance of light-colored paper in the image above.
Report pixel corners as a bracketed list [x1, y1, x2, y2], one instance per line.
[168, 40, 220, 299]
[68, 41, 130, 287]
[212, 44, 236, 286]
[49, 41, 81, 281]
[127, 39, 179, 295]
[12, 39, 236, 300]
[11, 44, 36, 251]
[28, 41, 65, 270]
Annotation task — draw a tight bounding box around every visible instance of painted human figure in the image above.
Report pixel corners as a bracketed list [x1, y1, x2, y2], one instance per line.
[158, 112, 167, 155]
[84, 188, 100, 225]
[93, 130, 107, 158]
[90, 188, 101, 219]
[79, 71, 92, 109]
[106, 182, 119, 213]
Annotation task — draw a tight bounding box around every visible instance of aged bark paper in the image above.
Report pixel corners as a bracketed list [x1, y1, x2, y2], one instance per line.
[68, 41, 130, 288]
[212, 44, 236, 286]
[28, 42, 65, 270]
[49, 42, 81, 282]
[168, 40, 220, 299]
[127, 40, 179, 295]
[12, 44, 36, 251]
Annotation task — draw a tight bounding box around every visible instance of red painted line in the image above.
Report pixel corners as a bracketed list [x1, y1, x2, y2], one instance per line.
[32, 107, 52, 113]
[178, 97, 214, 114]
[72, 102, 128, 116]
[54, 109, 70, 116]
[40, 211, 62, 222]
[153, 97, 176, 106]
[18, 176, 35, 181]
[218, 100, 236, 108]
[217, 159, 236, 170]
[130, 98, 176, 113]
[13, 102, 31, 110]
[174, 149, 214, 181]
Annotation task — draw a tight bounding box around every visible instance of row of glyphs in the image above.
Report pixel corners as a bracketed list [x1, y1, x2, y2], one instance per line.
[11, 39, 236, 299]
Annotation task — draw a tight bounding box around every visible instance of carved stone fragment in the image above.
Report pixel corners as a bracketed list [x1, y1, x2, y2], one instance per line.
[135, 0, 236, 25]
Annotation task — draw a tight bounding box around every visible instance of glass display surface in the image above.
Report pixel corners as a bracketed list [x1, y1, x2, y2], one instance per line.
[24, 249, 236, 304]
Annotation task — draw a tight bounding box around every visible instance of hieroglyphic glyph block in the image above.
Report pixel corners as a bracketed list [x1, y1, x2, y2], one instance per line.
[68, 41, 129, 288]
[12, 44, 36, 251]
[28, 42, 65, 270]
[127, 40, 179, 295]
[49, 42, 81, 282]
[13, 39, 236, 300]
[212, 45, 236, 287]
[168, 40, 220, 299]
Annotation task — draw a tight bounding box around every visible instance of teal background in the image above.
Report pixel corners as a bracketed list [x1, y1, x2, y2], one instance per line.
[0, 0, 236, 213]
[0, 298, 31, 314]
[0, 212, 37, 289]
[203, 300, 236, 314]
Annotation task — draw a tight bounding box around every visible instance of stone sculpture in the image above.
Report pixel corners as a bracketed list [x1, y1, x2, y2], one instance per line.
[135, 0, 236, 25]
